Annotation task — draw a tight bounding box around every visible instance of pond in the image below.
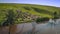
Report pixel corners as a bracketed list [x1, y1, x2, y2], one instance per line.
[0, 19, 60, 34]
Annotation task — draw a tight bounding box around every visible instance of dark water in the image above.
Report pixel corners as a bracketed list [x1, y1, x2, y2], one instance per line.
[0, 19, 60, 34]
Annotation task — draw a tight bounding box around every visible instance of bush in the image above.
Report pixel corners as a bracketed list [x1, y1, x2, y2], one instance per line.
[23, 6, 31, 10]
[36, 17, 49, 23]
[0, 23, 1, 27]
[53, 12, 59, 19]
[53, 16, 59, 19]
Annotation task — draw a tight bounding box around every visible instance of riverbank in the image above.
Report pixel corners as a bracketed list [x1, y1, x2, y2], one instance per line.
[0, 19, 60, 34]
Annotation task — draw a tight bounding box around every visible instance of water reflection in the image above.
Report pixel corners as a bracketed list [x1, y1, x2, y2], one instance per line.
[0, 19, 60, 34]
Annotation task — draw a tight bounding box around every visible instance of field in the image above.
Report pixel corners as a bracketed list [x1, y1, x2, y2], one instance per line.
[0, 3, 60, 24]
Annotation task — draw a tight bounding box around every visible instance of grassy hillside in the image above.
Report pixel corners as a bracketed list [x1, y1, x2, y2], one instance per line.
[0, 3, 60, 24]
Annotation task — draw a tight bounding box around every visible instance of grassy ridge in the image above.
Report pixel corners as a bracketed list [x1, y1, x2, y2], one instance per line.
[0, 3, 60, 24]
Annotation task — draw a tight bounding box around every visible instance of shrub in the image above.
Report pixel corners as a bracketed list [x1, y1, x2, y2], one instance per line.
[23, 6, 31, 10]
[36, 17, 49, 23]
[53, 12, 59, 19]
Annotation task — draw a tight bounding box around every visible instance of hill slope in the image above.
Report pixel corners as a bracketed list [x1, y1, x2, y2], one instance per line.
[0, 3, 60, 24]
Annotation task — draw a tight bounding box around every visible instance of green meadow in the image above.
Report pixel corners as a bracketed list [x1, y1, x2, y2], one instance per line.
[0, 3, 60, 24]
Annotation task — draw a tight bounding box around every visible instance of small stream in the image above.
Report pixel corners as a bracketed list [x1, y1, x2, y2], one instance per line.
[0, 19, 60, 34]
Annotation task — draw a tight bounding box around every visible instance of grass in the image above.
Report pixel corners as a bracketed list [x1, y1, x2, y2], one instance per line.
[0, 3, 60, 24]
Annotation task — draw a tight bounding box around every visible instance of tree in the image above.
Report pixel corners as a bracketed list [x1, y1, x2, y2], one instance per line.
[8, 10, 21, 34]
[36, 17, 49, 24]
[36, 17, 41, 23]
[2, 9, 15, 26]
[2, 9, 21, 25]
[7, 9, 15, 34]
[54, 12, 57, 18]
[53, 12, 58, 19]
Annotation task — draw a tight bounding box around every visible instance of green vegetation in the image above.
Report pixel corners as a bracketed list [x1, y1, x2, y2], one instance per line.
[36, 17, 49, 23]
[0, 3, 60, 25]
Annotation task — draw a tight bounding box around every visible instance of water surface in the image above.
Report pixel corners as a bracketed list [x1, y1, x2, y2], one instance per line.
[0, 19, 60, 34]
